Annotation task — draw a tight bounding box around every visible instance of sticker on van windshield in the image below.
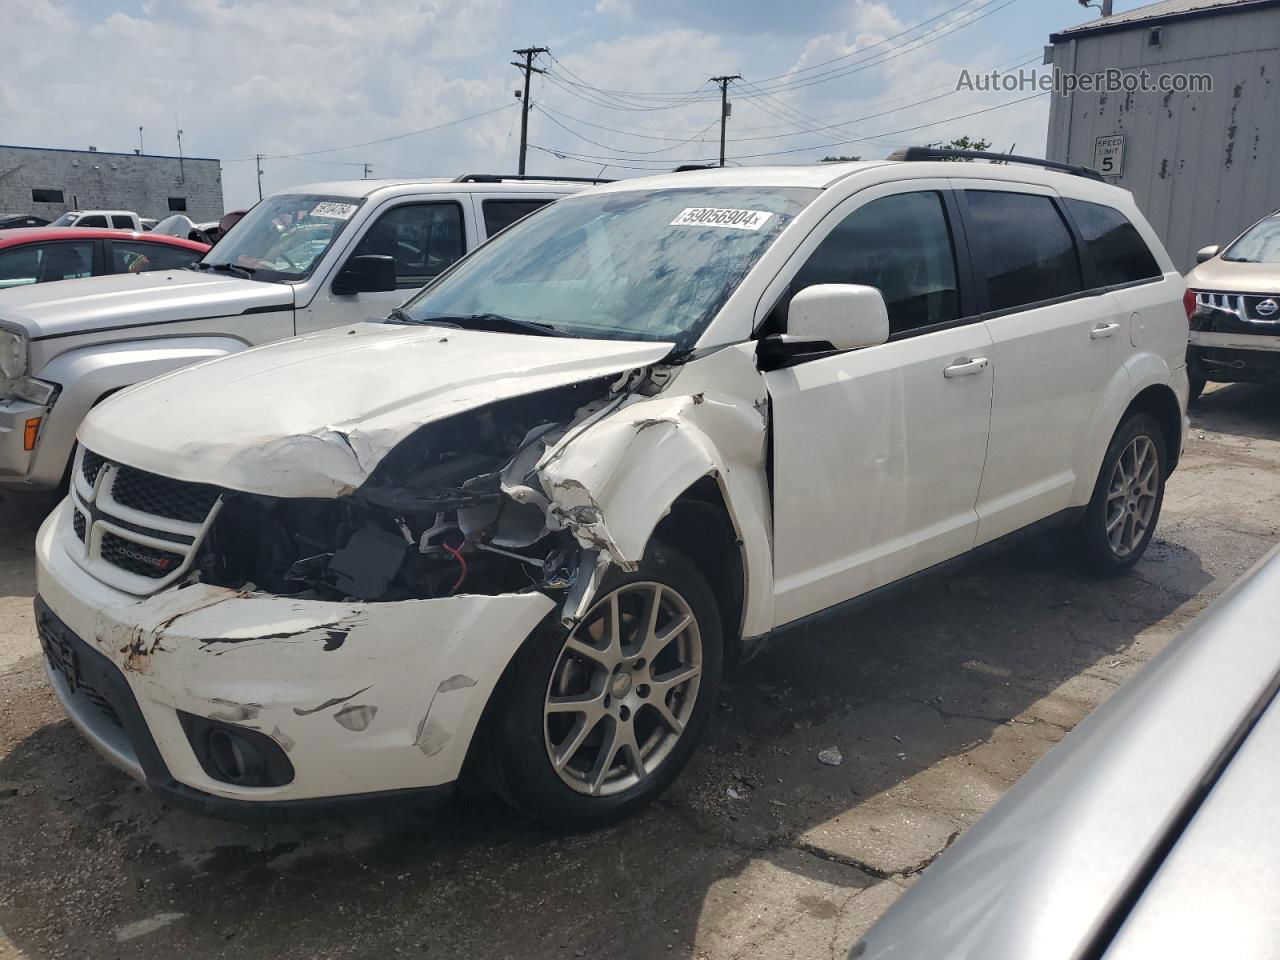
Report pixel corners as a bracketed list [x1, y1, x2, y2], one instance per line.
[670, 207, 774, 231]
[310, 201, 358, 220]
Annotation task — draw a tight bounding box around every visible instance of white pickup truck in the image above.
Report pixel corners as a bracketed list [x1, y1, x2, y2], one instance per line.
[0, 175, 591, 495]
[50, 210, 145, 231]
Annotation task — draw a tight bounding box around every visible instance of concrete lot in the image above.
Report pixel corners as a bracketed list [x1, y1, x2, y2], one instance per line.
[1, 383, 1278, 960]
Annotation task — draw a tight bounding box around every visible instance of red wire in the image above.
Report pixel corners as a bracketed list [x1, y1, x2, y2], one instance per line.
[443, 542, 467, 592]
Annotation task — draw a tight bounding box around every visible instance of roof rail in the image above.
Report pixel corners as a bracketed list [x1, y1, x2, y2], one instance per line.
[886, 146, 1106, 182]
[452, 173, 614, 184]
[673, 164, 716, 172]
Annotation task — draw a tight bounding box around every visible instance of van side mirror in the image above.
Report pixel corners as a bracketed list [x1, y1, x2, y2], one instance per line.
[1195, 245, 1220, 264]
[333, 254, 396, 295]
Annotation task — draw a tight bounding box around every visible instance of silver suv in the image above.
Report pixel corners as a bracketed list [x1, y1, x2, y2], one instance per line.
[0, 175, 591, 496]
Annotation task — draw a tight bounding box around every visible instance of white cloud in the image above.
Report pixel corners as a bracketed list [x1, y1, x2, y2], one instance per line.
[3, 0, 1051, 205]
[595, 0, 633, 17]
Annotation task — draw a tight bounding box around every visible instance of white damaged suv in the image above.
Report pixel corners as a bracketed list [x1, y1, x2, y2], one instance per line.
[34, 151, 1190, 827]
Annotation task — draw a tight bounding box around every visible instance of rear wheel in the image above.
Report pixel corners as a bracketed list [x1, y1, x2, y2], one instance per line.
[1072, 412, 1167, 577]
[478, 542, 722, 830]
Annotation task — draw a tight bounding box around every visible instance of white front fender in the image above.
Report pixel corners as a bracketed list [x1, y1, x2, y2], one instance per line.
[530, 344, 776, 637]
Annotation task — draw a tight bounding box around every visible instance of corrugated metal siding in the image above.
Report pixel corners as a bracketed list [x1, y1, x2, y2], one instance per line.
[1046, 6, 1280, 270]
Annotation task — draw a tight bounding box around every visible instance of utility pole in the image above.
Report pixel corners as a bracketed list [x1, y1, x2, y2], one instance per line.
[710, 74, 741, 167]
[255, 154, 264, 200]
[511, 46, 548, 175]
[138, 126, 144, 155]
[175, 118, 185, 183]
[363, 163, 372, 179]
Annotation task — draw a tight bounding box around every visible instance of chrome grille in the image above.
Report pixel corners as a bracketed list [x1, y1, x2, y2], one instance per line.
[1195, 291, 1280, 325]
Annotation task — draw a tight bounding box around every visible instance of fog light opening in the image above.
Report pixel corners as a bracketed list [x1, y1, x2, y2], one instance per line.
[207, 729, 262, 784]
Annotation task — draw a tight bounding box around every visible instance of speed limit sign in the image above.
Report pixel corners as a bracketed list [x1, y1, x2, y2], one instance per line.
[1094, 135, 1126, 177]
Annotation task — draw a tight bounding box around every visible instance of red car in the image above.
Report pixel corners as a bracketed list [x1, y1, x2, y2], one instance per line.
[0, 227, 209, 290]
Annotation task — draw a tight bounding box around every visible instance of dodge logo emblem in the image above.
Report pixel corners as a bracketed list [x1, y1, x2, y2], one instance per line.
[1258, 299, 1279, 317]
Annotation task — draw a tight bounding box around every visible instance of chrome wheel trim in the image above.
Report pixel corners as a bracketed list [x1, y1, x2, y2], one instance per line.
[1105, 434, 1159, 558]
[543, 581, 702, 797]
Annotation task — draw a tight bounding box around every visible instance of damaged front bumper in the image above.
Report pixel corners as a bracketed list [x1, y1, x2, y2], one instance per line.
[35, 500, 555, 815]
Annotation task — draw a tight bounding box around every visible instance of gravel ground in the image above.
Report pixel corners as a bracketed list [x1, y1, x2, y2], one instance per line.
[1, 382, 1278, 960]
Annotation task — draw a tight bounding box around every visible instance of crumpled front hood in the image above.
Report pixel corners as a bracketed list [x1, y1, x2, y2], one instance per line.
[0, 269, 292, 340]
[79, 322, 674, 498]
[1186, 257, 1280, 295]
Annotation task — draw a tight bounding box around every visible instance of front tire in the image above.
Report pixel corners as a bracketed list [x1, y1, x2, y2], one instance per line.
[1072, 412, 1167, 577]
[479, 541, 723, 830]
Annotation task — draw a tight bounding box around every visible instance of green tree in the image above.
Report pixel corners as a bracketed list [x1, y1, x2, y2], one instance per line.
[932, 136, 993, 156]
[820, 155, 862, 162]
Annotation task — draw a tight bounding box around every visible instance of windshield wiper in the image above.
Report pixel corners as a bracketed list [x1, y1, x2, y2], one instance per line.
[407, 312, 568, 338]
[194, 261, 257, 279]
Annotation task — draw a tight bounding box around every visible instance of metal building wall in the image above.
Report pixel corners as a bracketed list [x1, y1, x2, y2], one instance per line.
[1046, 6, 1280, 270]
[0, 145, 224, 223]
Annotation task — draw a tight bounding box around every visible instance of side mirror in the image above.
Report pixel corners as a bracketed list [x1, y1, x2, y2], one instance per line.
[332, 254, 396, 295]
[787, 283, 889, 351]
[1195, 245, 1220, 264]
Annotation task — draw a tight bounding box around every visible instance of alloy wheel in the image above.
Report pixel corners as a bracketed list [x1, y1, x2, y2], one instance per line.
[1105, 434, 1159, 558]
[543, 582, 703, 797]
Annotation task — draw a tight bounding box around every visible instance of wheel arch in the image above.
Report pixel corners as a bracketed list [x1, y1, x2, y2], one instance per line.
[1124, 383, 1184, 474]
[650, 476, 749, 665]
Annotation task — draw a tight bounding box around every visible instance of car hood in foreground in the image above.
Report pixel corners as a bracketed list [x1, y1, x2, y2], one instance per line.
[79, 322, 674, 498]
[0, 269, 292, 340]
[1185, 256, 1280, 294]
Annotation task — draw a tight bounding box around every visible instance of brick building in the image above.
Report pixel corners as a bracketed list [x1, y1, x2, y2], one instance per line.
[0, 144, 224, 222]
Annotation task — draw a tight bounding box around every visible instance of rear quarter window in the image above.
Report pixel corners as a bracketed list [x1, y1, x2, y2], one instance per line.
[1064, 199, 1162, 286]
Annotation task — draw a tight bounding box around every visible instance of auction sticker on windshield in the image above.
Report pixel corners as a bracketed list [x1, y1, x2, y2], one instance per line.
[311, 201, 358, 220]
[670, 207, 774, 231]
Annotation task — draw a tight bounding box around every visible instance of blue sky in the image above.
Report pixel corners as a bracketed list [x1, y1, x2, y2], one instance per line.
[4, 0, 1154, 208]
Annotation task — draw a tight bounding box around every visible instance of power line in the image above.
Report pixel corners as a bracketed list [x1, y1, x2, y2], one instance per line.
[533, 105, 718, 155]
[539, 0, 1018, 106]
[529, 90, 1048, 168]
[536, 48, 1040, 138]
[225, 103, 516, 163]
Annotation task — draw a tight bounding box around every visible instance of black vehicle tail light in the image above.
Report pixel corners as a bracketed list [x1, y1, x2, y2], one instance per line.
[178, 712, 294, 788]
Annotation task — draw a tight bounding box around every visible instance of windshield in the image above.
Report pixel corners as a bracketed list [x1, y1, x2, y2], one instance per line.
[399, 186, 817, 350]
[1223, 215, 1280, 263]
[50, 213, 78, 227]
[201, 194, 366, 282]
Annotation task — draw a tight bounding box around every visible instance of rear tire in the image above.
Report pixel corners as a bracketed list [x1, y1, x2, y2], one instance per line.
[1071, 412, 1167, 577]
[477, 540, 722, 831]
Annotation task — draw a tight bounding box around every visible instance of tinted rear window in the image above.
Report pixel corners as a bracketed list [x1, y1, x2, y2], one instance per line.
[966, 191, 1083, 312]
[1064, 199, 1162, 285]
[482, 199, 552, 237]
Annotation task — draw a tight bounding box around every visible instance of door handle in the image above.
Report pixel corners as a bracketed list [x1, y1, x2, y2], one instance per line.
[943, 356, 989, 378]
[1090, 322, 1121, 339]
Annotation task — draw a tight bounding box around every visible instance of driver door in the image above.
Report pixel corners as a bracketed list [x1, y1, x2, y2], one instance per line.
[764, 184, 994, 627]
[298, 199, 473, 334]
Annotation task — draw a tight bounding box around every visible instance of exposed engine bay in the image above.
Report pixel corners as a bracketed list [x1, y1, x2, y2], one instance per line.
[195, 376, 622, 603]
